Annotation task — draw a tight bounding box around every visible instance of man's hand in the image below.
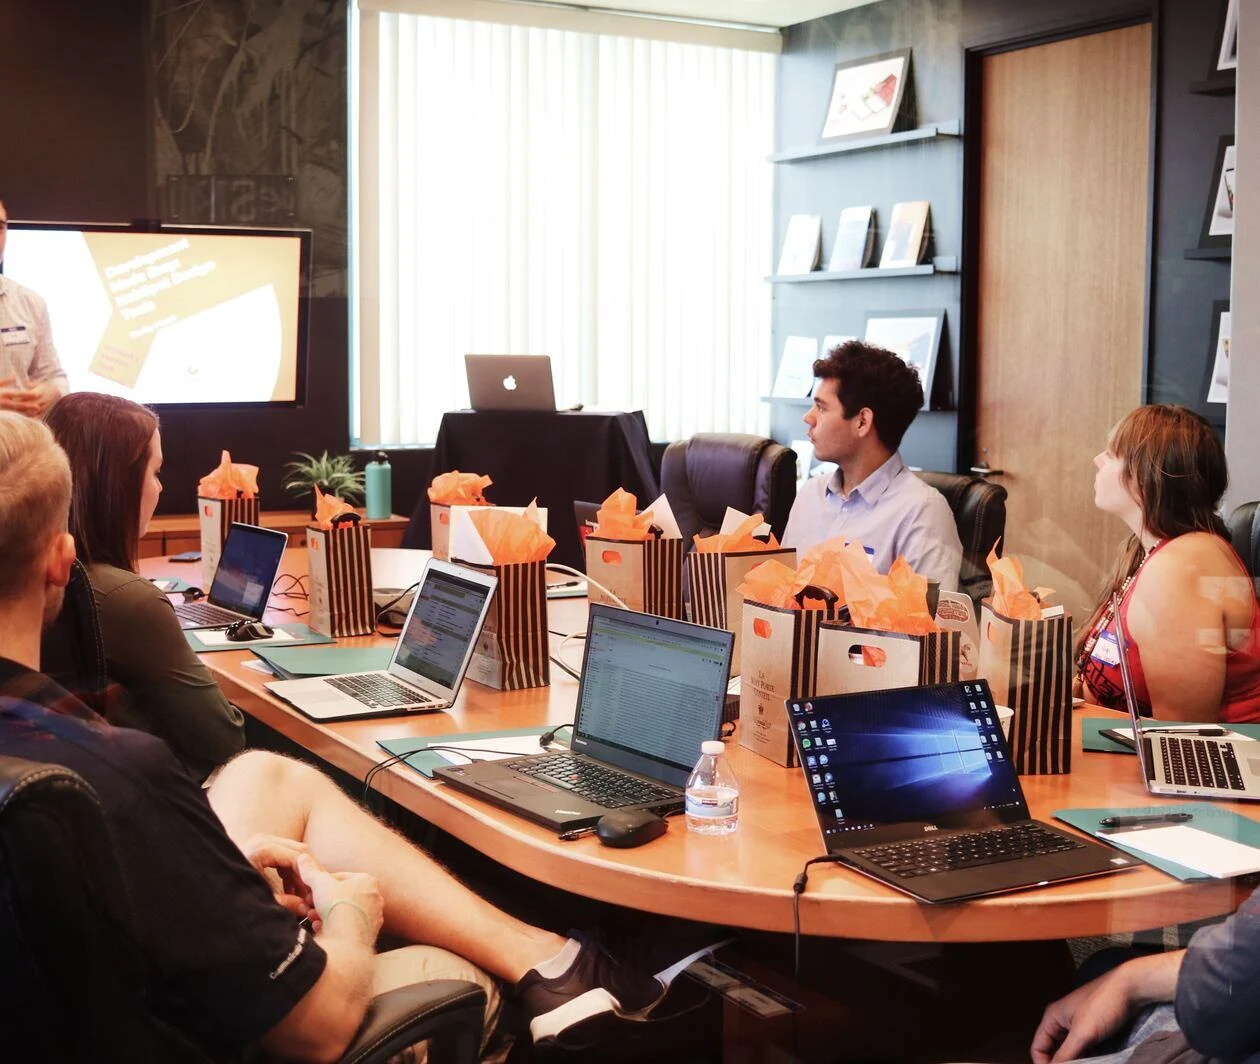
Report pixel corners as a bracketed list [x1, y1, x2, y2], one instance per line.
[299, 853, 384, 944]
[0, 378, 42, 417]
[241, 833, 317, 924]
[1031, 951, 1183, 1063]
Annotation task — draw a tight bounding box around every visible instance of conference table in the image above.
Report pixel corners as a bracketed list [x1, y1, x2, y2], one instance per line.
[142, 550, 1256, 945]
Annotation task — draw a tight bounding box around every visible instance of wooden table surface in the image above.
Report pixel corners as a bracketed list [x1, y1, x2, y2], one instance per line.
[142, 550, 1254, 943]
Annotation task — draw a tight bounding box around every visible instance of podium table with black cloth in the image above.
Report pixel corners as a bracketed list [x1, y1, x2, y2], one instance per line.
[405, 410, 659, 570]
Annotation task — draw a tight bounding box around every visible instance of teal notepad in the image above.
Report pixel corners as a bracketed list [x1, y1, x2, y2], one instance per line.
[1084, 718, 1260, 754]
[1055, 804, 1260, 881]
[252, 645, 393, 680]
[378, 729, 567, 779]
[183, 622, 334, 654]
[151, 577, 195, 593]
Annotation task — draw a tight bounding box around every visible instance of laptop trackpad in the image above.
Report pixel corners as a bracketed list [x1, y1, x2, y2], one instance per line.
[304, 690, 351, 705]
[481, 777, 559, 799]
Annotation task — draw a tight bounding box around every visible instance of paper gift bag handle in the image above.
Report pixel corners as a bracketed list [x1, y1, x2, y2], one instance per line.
[846, 644, 889, 667]
[600, 550, 624, 565]
[439, 510, 450, 526]
[331, 512, 362, 529]
[794, 584, 838, 611]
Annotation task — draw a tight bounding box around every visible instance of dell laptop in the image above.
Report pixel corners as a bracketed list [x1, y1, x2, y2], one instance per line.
[465, 354, 556, 412]
[1115, 596, 1260, 800]
[791, 682, 1133, 903]
[436, 604, 734, 831]
[265, 559, 498, 722]
[174, 523, 288, 630]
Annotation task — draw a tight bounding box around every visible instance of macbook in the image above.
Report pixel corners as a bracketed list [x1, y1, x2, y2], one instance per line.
[265, 559, 498, 722]
[174, 523, 288, 630]
[465, 355, 556, 412]
[791, 682, 1133, 903]
[1115, 596, 1260, 800]
[435, 604, 734, 831]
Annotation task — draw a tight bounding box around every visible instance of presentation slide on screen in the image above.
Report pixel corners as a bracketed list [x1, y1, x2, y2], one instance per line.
[4, 229, 301, 404]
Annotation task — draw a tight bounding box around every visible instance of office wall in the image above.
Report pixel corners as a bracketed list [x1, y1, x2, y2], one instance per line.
[773, 0, 1237, 472]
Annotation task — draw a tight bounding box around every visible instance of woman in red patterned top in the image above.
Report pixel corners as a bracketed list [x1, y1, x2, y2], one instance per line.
[1076, 405, 1260, 723]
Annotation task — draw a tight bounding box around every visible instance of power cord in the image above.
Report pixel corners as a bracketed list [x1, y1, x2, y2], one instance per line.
[374, 580, 421, 635]
[792, 855, 847, 983]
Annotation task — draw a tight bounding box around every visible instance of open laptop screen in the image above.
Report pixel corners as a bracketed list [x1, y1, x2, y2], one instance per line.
[392, 564, 495, 690]
[571, 605, 733, 783]
[791, 682, 1028, 844]
[207, 524, 287, 617]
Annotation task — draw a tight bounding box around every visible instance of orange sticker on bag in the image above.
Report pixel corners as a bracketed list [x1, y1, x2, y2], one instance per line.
[753, 618, 772, 639]
[439, 511, 450, 525]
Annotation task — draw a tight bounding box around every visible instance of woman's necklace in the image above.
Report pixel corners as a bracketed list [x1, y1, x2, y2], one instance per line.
[1077, 540, 1162, 669]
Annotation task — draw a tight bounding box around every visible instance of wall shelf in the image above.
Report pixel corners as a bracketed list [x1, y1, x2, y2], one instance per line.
[1184, 246, 1231, 260]
[768, 120, 962, 164]
[1189, 75, 1235, 96]
[766, 256, 959, 283]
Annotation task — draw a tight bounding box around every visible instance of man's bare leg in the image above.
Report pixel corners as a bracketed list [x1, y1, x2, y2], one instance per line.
[208, 750, 567, 983]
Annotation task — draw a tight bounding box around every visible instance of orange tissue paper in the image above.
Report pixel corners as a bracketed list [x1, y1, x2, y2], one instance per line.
[792, 538, 850, 609]
[839, 544, 938, 635]
[468, 502, 555, 563]
[592, 489, 656, 542]
[693, 513, 781, 554]
[312, 485, 358, 530]
[737, 559, 801, 610]
[428, 471, 492, 506]
[197, 450, 259, 499]
[986, 541, 1050, 622]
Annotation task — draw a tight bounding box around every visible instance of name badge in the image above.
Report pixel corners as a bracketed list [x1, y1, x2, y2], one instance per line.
[0, 325, 30, 347]
[1092, 629, 1121, 667]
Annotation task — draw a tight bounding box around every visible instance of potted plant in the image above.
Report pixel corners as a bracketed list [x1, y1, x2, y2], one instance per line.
[283, 451, 366, 515]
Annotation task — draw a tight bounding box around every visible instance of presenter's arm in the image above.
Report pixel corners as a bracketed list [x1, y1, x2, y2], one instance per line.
[261, 856, 381, 1063]
[27, 292, 68, 412]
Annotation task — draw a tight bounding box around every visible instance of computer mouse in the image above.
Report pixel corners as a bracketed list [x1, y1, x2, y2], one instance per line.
[595, 809, 668, 849]
[225, 620, 274, 642]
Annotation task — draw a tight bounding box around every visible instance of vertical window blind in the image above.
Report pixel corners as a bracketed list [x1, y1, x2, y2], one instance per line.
[354, 9, 776, 446]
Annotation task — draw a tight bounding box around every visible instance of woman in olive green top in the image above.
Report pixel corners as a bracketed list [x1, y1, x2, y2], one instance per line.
[45, 393, 244, 781]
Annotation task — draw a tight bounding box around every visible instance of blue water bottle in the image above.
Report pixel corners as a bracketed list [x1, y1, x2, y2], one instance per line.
[364, 451, 392, 520]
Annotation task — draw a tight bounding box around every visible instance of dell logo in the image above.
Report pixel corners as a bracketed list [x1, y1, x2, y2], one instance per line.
[922, 824, 939, 832]
[555, 809, 583, 816]
[502, 374, 518, 391]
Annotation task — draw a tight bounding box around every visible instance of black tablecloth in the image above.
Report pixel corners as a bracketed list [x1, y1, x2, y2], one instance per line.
[404, 410, 659, 570]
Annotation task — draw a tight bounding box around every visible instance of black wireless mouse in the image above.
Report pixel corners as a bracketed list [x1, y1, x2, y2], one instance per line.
[595, 809, 668, 849]
[225, 620, 274, 642]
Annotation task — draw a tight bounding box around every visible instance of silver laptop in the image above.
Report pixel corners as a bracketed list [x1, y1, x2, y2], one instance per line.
[465, 355, 556, 411]
[1116, 594, 1260, 799]
[174, 523, 288, 630]
[266, 559, 498, 722]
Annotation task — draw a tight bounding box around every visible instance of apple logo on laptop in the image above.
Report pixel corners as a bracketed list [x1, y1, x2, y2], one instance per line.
[502, 375, 517, 391]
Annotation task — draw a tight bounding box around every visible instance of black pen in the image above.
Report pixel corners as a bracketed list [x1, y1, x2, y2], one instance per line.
[1145, 726, 1228, 737]
[559, 825, 597, 841]
[1099, 812, 1194, 828]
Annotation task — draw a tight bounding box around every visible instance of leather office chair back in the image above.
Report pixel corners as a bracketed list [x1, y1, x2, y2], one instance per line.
[660, 433, 798, 545]
[1228, 501, 1260, 580]
[0, 756, 208, 1062]
[913, 472, 1008, 606]
[39, 559, 109, 716]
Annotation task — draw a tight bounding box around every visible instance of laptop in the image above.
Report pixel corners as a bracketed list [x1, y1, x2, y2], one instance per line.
[174, 523, 288, 630]
[435, 604, 734, 831]
[265, 559, 498, 722]
[1115, 595, 1260, 799]
[790, 682, 1133, 903]
[465, 355, 556, 412]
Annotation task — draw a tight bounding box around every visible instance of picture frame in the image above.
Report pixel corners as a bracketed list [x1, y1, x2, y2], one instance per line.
[863, 309, 945, 410]
[1203, 300, 1231, 413]
[819, 49, 911, 142]
[1216, 0, 1238, 72]
[1199, 136, 1236, 249]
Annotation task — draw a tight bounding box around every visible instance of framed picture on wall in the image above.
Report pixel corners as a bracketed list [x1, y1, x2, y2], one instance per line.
[863, 309, 945, 410]
[1199, 136, 1236, 249]
[1204, 301, 1231, 412]
[1216, 0, 1238, 72]
[819, 50, 911, 141]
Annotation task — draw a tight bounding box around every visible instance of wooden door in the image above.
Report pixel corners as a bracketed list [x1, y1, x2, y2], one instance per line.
[975, 24, 1151, 622]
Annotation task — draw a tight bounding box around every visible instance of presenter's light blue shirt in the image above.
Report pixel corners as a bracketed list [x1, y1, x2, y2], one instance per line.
[782, 453, 963, 592]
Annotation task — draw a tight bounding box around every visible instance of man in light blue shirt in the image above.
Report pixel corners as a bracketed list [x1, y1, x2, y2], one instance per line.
[782, 341, 962, 592]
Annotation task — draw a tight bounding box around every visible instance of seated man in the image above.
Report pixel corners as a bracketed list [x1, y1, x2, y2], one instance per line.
[782, 340, 963, 592]
[1032, 896, 1260, 1063]
[0, 413, 703, 1062]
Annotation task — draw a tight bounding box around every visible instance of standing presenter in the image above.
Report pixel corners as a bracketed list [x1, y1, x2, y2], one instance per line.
[0, 196, 68, 416]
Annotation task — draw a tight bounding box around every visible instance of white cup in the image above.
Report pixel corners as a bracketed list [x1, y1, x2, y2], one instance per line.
[996, 705, 1014, 741]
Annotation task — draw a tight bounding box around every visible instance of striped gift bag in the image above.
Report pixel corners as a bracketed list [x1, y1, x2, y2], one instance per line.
[197, 495, 261, 591]
[816, 624, 961, 696]
[584, 536, 685, 619]
[307, 520, 375, 637]
[688, 547, 795, 675]
[462, 559, 550, 691]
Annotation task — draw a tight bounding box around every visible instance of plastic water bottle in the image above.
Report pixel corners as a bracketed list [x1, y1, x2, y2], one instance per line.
[364, 451, 392, 520]
[685, 740, 739, 835]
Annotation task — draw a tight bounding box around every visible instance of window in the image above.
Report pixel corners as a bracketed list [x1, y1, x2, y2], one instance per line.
[353, 8, 776, 446]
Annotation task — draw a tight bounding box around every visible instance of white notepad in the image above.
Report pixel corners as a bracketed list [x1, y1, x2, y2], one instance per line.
[1108, 825, 1260, 878]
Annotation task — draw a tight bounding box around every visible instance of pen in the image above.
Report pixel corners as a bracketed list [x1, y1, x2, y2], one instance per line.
[559, 825, 597, 841]
[1099, 812, 1194, 828]
[1145, 727, 1227, 737]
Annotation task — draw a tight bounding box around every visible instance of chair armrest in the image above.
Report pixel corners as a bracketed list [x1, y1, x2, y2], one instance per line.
[336, 979, 486, 1064]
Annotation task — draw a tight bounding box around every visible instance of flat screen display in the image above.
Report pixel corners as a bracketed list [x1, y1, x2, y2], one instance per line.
[2, 223, 310, 406]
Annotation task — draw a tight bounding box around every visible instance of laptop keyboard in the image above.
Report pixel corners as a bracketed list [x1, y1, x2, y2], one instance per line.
[850, 822, 1085, 880]
[1159, 735, 1245, 790]
[510, 753, 677, 809]
[176, 602, 245, 626]
[326, 674, 437, 709]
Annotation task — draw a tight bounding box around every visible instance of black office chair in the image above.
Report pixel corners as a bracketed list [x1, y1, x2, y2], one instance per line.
[39, 558, 110, 716]
[1228, 501, 1260, 580]
[660, 433, 797, 546]
[914, 472, 1008, 607]
[0, 755, 486, 1064]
